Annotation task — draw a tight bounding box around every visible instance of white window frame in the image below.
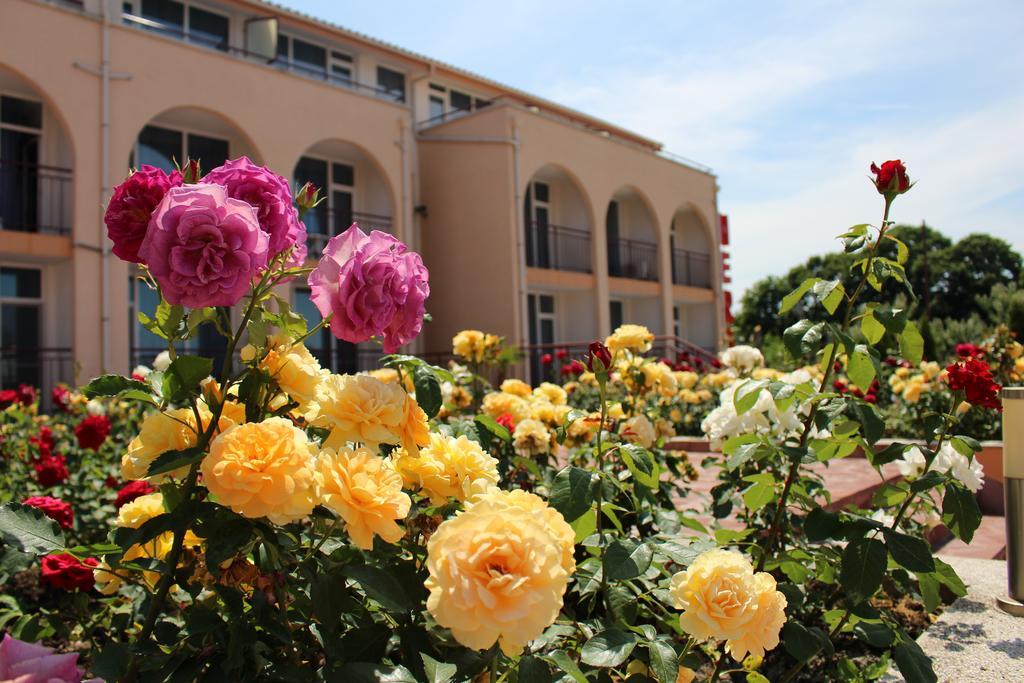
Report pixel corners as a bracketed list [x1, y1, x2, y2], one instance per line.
[122, 0, 231, 50]
[132, 122, 230, 171]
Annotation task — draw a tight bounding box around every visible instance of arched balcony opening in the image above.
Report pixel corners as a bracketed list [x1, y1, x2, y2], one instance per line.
[606, 187, 659, 282]
[0, 65, 76, 397]
[523, 164, 593, 274]
[670, 206, 713, 289]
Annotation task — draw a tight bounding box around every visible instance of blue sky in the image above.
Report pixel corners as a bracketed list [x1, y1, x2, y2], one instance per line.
[280, 0, 1024, 304]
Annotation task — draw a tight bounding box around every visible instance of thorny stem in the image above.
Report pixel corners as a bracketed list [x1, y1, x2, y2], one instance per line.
[757, 197, 894, 572]
[595, 379, 610, 604]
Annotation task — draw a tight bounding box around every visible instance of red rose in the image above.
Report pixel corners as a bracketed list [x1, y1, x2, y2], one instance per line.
[495, 413, 516, 432]
[40, 553, 98, 592]
[946, 359, 1001, 411]
[22, 495, 74, 530]
[870, 160, 911, 197]
[34, 454, 69, 487]
[0, 389, 18, 409]
[16, 384, 37, 406]
[864, 393, 878, 404]
[955, 343, 983, 359]
[75, 414, 111, 451]
[115, 480, 157, 509]
[541, 353, 553, 365]
[556, 349, 569, 361]
[30, 426, 56, 457]
[51, 384, 72, 412]
[561, 360, 585, 377]
[710, 359, 722, 369]
[104, 475, 119, 489]
[585, 341, 612, 373]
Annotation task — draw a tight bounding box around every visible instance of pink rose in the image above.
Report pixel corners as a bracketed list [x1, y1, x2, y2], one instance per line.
[139, 184, 269, 308]
[308, 224, 429, 353]
[202, 157, 307, 266]
[0, 634, 103, 682]
[104, 165, 183, 263]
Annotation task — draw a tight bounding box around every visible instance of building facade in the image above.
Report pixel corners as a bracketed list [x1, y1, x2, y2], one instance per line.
[0, 0, 724, 391]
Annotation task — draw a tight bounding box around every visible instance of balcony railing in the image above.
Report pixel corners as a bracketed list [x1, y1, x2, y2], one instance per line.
[0, 161, 73, 236]
[607, 236, 658, 281]
[520, 335, 718, 383]
[305, 211, 393, 255]
[0, 347, 74, 409]
[120, 13, 406, 104]
[416, 99, 494, 128]
[525, 221, 592, 273]
[671, 249, 712, 288]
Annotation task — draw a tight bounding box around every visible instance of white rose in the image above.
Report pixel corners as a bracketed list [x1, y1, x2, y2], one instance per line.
[86, 398, 106, 416]
[153, 350, 171, 372]
[132, 365, 151, 378]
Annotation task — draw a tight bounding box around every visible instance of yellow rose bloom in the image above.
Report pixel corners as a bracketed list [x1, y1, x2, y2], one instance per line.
[452, 330, 500, 363]
[366, 368, 415, 393]
[500, 379, 532, 398]
[202, 418, 318, 524]
[392, 433, 499, 506]
[425, 490, 573, 655]
[261, 336, 326, 411]
[675, 371, 700, 390]
[676, 667, 696, 683]
[621, 414, 656, 448]
[482, 392, 532, 423]
[311, 374, 424, 453]
[108, 492, 201, 588]
[607, 402, 626, 420]
[669, 549, 787, 661]
[473, 488, 575, 574]
[533, 382, 568, 406]
[528, 396, 558, 424]
[121, 405, 237, 482]
[513, 418, 551, 456]
[316, 446, 410, 550]
[606, 324, 654, 355]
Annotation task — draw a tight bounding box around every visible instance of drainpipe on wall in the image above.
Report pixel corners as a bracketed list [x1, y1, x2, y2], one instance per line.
[510, 124, 528, 372]
[99, 0, 112, 372]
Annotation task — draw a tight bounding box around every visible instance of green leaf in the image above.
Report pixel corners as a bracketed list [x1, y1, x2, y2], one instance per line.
[202, 518, 253, 569]
[812, 279, 845, 314]
[804, 508, 841, 542]
[82, 374, 150, 398]
[343, 564, 414, 612]
[900, 321, 924, 366]
[163, 355, 213, 403]
[932, 557, 967, 597]
[847, 344, 876, 391]
[645, 639, 678, 683]
[580, 629, 638, 667]
[853, 621, 895, 648]
[781, 278, 820, 314]
[412, 365, 442, 419]
[893, 639, 937, 683]
[743, 482, 775, 512]
[860, 311, 886, 345]
[570, 508, 596, 543]
[0, 503, 64, 555]
[950, 435, 982, 456]
[883, 529, 935, 573]
[546, 651, 588, 683]
[338, 664, 418, 683]
[420, 655, 457, 683]
[841, 537, 887, 603]
[549, 467, 594, 522]
[603, 540, 653, 581]
[782, 622, 827, 662]
[474, 414, 511, 448]
[942, 483, 982, 544]
[733, 379, 769, 415]
[619, 444, 659, 489]
[517, 656, 552, 683]
[146, 447, 205, 478]
[746, 674, 771, 683]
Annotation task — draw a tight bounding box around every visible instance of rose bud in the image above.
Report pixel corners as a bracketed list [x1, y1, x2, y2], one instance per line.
[180, 158, 201, 184]
[585, 341, 612, 373]
[870, 160, 911, 198]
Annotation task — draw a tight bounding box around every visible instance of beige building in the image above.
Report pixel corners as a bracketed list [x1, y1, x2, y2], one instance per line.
[0, 0, 724, 392]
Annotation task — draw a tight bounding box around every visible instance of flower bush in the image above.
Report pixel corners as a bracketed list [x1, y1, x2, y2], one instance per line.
[0, 158, 1003, 682]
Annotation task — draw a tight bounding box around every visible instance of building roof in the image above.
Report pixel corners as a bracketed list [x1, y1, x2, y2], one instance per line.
[253, 0, 667, 152]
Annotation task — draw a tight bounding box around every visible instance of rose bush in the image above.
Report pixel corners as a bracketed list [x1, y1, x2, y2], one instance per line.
[0, 158, 1003, 682]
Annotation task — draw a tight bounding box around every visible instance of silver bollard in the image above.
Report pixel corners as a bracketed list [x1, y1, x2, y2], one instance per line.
[997, 386, 1024, 616]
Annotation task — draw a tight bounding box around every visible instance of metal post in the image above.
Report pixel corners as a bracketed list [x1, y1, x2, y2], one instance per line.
[997, 386, 1024, 616]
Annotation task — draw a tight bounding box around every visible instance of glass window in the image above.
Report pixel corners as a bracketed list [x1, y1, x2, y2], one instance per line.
[610, 300, 623, 331]
[1, 267, 41, 298]
[1, 96, 43, 129]
[137, 125, 182, 172]
[275, 34, 289, 61]
[539, 294, 554, 314]
[294, 157, 328, 235]
[187, 132, 229, 169]
[429, 95, 445, 120]
[188, 6, 229, 51]
[376, 67, 406, 102]
[1, 129, 41, 233]
[429, 82, 446, 93]
[450, 90, 472, 112]
[292, 38, 326, 77]
[332, 163, 354, 187]
[533, 181, 549, 204]
[140, 0, 184, 35]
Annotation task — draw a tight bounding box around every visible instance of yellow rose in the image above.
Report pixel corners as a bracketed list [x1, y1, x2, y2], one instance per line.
[500, 379, 532, 398]
[202, 417, 318, 524]
[261, 337, 326, 411]
[452, 330, 500, 363]
[533, 382, 568, 405]
[121, 405, 238, 482]
[669, 549, 787, 661]
[528, 396, 558, 424]
[425, 489, 573, 655]
[676, 667, 696, 683]
[473, 488, 575, 574]
[316, 446, 410, 549]
[392, 433, 499, 506]
[607, 402, 626, 420]
[366, 368, 415, 393]
[311, 374, 426, 454]
[675, 371, 700, 390]
[482, 392, 532, 423]
[606, 324, 654, 355]
[621, 414, 656, 448]
[512, 418, 551, 455]
[109, 492, 201, 588]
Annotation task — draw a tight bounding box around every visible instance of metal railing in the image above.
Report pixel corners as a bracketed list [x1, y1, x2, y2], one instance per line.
[416, 99, 494, 128]
[0, 348, 74, 401]
[120, 13, 406, 104]
[607, 236, 659, 281]
[519, 335, 717, 383]
[526, 221, 592, 273]
[671, 249, 712, 288]
[0, 161, 73, 236]
[305, 211, 393, 255]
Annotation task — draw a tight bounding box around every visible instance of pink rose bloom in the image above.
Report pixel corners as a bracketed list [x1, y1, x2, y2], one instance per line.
[202, 157, 307, 266]
[308, 224, 429, 353]
[104, 165, 183, 263]
[0, 634, 102, 682]
[139, 184, 269, 308]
